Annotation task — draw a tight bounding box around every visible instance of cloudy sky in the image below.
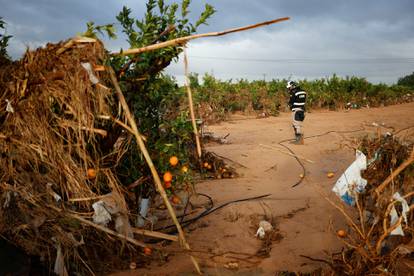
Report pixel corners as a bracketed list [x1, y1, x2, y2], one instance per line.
[1, 0, 414, 84]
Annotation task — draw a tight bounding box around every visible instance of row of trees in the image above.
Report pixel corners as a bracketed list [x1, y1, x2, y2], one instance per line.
[187, 73, 414, 122]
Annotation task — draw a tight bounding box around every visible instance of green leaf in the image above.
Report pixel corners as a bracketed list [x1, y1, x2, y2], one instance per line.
[158, 0, 165, 14]
[181, 0, 191, 18]
[195, 4, 216, 27]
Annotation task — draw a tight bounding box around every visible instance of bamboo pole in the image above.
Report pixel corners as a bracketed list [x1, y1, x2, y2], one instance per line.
[375, 147, 414, 195]
[113, 17, 290, 56]
[184, 49, 202, 159]
[132, 228, 179, 242]
[107, 67, 202, 274]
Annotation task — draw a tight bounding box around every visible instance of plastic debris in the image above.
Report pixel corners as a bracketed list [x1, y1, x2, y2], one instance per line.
[53, 240, 68, 276]
[92, 194, 133, 238]
[393, 192, 410, 224]
[332, 150, 367, 206]
[256, 227, 266, 239]
[2, 191, 12, 208]
[92, 200, 112, 226]
[136, 197, 150, 227]
[5, 99, 14, 113]
[259, 220, 273, 232]
[367, 150, 381, 166]
[47, 183, 62, 202]
[81, 62, 99, 84]
[389, 192, 410, 236]
[389, 206, 404, 236]
[255, 220, 273, 239]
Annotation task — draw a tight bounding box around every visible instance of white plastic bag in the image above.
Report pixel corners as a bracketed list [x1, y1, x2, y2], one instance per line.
[389, 192, 410, 236]
[81, 62, 99, 84]
[53, 241, 68, 276]
[332, 150, 367, 205]
[92, 201, 112, 226]
[92, 194, 133, 238]
[255, 220, 273, 239]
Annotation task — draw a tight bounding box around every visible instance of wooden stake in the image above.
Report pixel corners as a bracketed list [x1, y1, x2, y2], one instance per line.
[132, 228, 179, 242]
[184, 49, 202, 159]
[108, 67, 202, 274]
[113, 17, 290, 56]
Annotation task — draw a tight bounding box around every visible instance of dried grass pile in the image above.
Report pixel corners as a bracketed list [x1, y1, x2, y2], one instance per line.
[329, 135, 414, 275]
[0, 39, 137, 274]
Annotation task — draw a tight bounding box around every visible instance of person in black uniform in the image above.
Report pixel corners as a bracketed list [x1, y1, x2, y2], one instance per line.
[287, 81, 306, 144]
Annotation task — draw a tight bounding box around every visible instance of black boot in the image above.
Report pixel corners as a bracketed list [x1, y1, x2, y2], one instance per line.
[290, 133, 304, 145]
[298, 133, 304, 145]
[290, 133, 299, 144]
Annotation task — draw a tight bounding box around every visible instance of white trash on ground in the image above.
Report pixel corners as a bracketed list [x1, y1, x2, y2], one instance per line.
[332, 150, 367, 206]
[255, 220, 273, 239]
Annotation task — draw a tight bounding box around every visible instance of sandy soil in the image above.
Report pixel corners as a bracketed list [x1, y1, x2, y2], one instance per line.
[113, 102, 414, 276]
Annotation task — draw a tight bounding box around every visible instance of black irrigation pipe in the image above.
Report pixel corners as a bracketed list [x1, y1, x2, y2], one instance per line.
[277, 137, 307, 188]
[157, 193, 271, 234]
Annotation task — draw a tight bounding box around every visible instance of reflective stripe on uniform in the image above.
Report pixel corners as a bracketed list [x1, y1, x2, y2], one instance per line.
[295, 91, 306, 96]
[293, 102, 305, 105]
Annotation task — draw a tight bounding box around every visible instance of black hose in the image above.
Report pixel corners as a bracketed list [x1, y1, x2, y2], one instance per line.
[278, 138, 307, 188]
[157, 193, 271, 233]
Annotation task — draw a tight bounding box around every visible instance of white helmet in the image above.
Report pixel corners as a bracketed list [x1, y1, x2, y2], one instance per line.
[286, 81, 297, 89]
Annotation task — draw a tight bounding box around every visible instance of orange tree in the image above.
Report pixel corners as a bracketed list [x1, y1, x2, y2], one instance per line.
[102, 0, 215, 194]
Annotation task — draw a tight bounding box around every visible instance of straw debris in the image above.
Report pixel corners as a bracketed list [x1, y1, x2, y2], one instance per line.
[0, 38, 142, 274]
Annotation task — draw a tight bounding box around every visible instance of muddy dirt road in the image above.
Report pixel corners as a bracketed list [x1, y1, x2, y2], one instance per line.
[117, 102, 414, 275]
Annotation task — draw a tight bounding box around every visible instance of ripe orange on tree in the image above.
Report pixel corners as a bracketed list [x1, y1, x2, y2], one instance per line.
[169, 156, 179, 167]
[87, 168, 97, 180]
[163, 171, 173, 182]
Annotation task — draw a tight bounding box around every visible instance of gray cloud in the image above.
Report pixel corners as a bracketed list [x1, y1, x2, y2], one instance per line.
[1, 0, 413, 83]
